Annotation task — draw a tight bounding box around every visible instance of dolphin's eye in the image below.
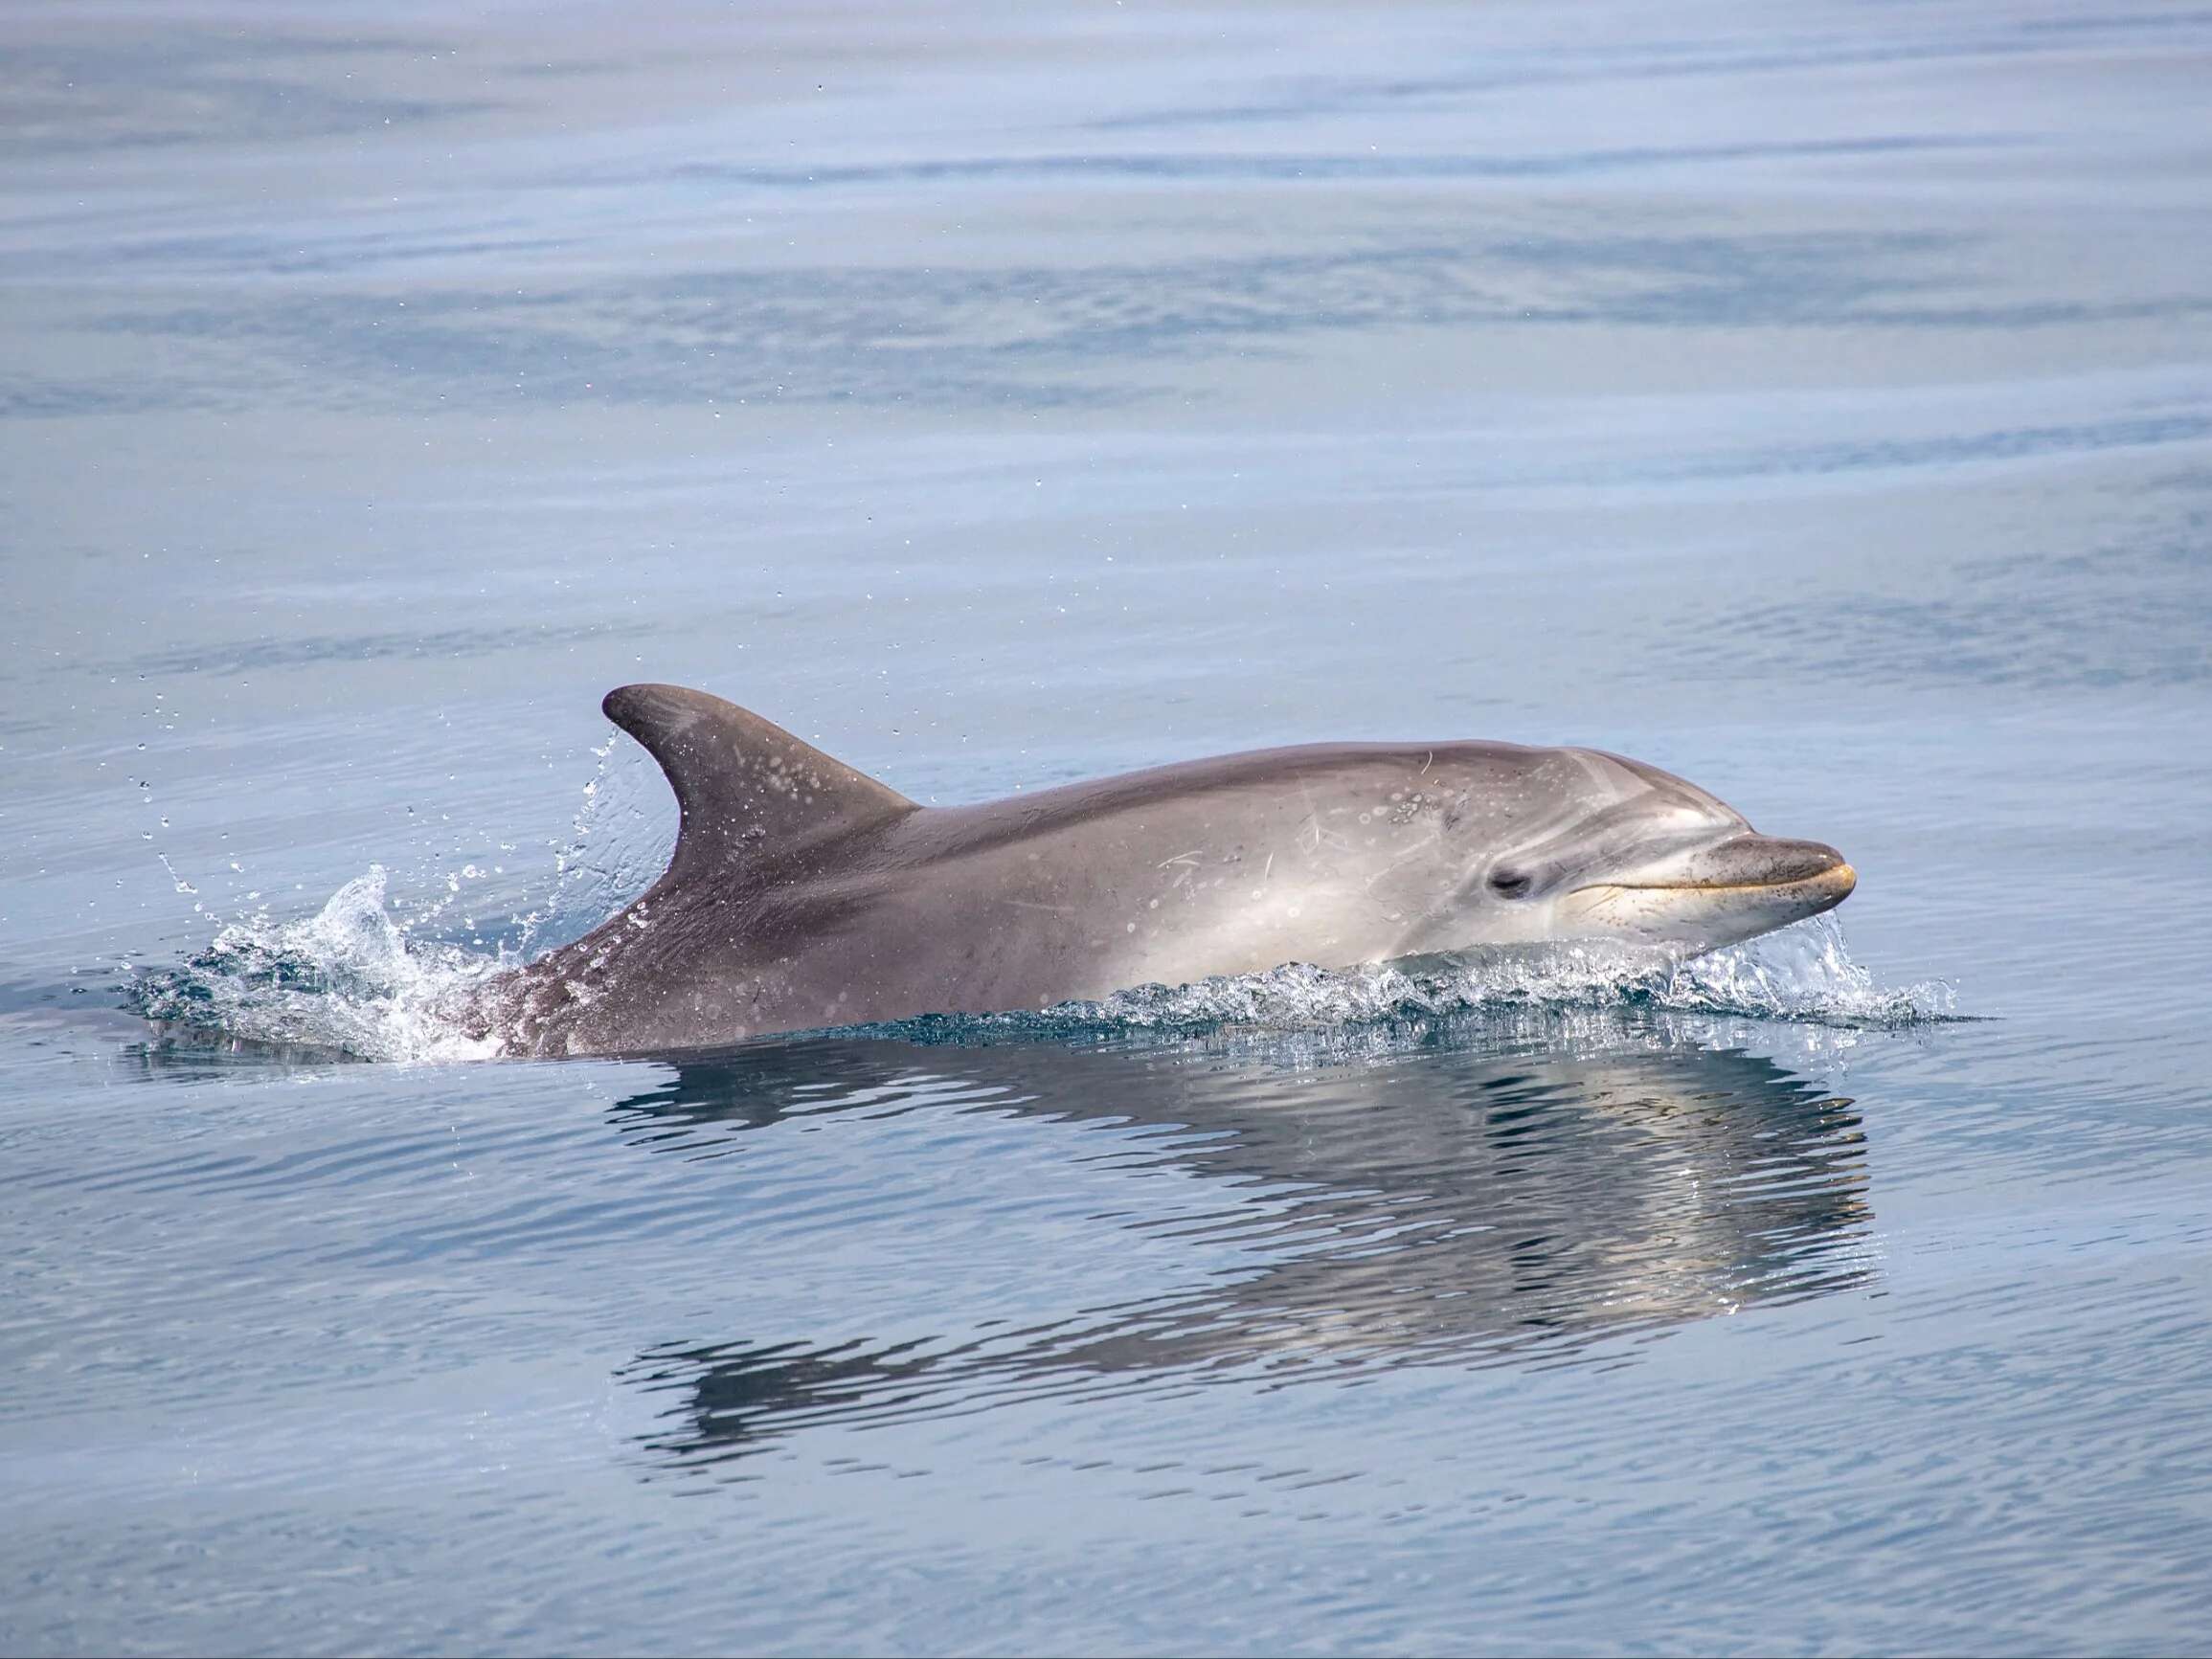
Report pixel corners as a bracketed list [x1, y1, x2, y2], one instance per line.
[1489, 868, 1532, 898]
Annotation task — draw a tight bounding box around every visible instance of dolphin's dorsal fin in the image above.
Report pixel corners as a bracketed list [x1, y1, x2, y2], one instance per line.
[602, 684, 915, 876]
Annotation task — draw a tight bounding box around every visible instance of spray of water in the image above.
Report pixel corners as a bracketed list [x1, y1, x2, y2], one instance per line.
[125, 866, 505, 1063]
[867, 912, 1952, 1043]
[121, 730, 677, 1061]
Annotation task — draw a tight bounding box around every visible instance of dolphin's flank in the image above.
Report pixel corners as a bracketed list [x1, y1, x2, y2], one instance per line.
[465, 684, 1855, 1058]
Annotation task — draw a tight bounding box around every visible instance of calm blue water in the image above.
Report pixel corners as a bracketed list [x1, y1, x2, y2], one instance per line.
[5, 2, 2211, 1652]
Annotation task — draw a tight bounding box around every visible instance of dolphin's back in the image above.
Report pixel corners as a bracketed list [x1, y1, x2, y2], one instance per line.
[908, 738, 1541, 858]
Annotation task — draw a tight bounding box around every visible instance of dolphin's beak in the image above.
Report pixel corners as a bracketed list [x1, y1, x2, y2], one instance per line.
[1610, 835, 1855, 900]
[1559, 835, 1856, 951]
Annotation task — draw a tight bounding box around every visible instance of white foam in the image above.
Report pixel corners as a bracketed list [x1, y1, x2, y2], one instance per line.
[948, 912, 1954, 1037]
[128, 866, 504, 1064]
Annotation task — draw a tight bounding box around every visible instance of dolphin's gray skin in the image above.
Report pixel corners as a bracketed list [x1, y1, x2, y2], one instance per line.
[473, 684, 1855, 1057]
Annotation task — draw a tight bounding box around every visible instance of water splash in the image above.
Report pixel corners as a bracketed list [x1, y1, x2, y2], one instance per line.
[506, 734, 671, 953]
[867, 912, 1955, 1046]
[125, 867, 503, 1064]
[123, 728, 683, 1062]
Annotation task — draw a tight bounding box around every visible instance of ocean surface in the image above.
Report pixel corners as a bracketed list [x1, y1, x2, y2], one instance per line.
[4, 2, 2210, 1652]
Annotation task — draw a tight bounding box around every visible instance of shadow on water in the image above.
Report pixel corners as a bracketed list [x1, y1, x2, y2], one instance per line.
[611, 1014, 1870, 1471]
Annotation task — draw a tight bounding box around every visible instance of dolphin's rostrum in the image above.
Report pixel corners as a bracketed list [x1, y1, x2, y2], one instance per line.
[474, 684, 1855, 1056]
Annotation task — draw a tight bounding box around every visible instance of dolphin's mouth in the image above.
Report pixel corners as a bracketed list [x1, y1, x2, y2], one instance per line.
[1592, 863, 1858, 897]
[1559, 839, 1857, 945]
[1579, 835, 1853, 898]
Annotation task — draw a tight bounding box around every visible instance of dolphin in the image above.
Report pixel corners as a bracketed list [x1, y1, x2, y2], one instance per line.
[470, 684, 1855, 1057]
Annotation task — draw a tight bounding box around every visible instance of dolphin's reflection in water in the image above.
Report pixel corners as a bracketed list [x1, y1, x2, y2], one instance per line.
[611, 1012, 1870, 1467]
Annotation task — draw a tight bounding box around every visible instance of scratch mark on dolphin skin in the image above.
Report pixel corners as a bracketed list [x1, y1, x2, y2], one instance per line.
[1361, 820, 1451, 892]
[1157, 850, 1204, 868]
[1001, 899, 1077, 912]
[1580, 887, 1628, 920]
[1297, 813, 1355, 856]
